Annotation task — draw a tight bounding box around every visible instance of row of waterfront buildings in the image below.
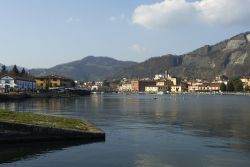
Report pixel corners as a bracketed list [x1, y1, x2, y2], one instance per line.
[1, 70, 250, 94]
[118, 71, 250, 93]
[0, 74, 75, 93]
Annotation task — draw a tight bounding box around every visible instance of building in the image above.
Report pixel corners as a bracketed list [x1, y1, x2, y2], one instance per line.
[94, 81, 103, 87]
[171, 85, 185, 93]
[156, 80, 172, 92]
[188, 83, 221, 92]
[145, 86, 159, 93]
[215, 75, 228, 81]
[0, 74, 36, 92]
[241, 77, 250, 88]
[170, 77, 181, 86]
[131, 80, 156, 92]
[119, 83, 132, 92]
[154, 74, 164, 80]
[35, 75, 75, 90]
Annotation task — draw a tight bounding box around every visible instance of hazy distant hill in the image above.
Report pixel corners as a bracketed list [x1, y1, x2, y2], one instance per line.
[29, 56, 137, 80]
[116, 32, 250, 80]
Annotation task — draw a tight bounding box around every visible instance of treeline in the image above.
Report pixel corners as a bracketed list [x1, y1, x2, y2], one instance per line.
[0, 65, 29, 77]
[220, 78, 248, 92]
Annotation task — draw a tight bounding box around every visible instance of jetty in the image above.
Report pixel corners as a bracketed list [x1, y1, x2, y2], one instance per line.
[0, 109, 105, 143]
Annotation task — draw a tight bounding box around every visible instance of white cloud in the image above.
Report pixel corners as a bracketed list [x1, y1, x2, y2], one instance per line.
[129, 44, 147, 53]
[66, 17, 81, 23]
[132, 0, 250, 29]
[194, 0, 250, 26]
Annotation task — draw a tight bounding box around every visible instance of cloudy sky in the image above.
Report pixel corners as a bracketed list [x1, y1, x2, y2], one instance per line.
[0, 0, 250, 68]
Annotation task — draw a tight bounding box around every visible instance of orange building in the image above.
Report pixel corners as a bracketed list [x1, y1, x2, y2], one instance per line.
[131, 80, 156, 92]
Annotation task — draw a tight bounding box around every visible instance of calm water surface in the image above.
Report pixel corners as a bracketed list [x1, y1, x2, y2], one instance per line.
[0, 94, 250, 167]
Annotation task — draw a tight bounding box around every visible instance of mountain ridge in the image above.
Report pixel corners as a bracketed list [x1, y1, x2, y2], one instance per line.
[116, 31, 250, 80]
[29, 56, 137, 80]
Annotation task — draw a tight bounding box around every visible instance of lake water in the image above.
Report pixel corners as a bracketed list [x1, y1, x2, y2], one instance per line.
[0, 94, 250, 167]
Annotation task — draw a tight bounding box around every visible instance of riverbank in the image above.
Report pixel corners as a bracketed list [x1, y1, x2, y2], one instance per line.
[0, 109, 105, 143]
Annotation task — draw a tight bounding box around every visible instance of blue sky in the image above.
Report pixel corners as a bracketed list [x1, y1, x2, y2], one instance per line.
[0, 0, 250, 68]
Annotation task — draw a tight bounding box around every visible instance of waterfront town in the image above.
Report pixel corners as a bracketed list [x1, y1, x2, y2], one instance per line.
[0, 65, 250, 95]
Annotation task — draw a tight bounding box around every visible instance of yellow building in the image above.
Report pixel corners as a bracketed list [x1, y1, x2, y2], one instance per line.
[145, 86, 159, 93]
[156, 81, 165, 87]
[35, 75, 75, 90]
[171, 85, 188, 93]
[171, 86, 182, 93]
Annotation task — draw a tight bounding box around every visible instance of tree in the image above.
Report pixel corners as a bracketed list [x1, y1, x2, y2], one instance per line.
[21, 68, 26, 76]
[245, 85, 250, 92]
[12, 65, 19, 75]
[226, 78, 243, 92]
[226, 81, 234, 92]
[1, 65, 7, 74]
[233, 79, 243, 92]
[103, 80, 110, 87]
[220, 83, 227, 92]
[112, 80, 121, 85]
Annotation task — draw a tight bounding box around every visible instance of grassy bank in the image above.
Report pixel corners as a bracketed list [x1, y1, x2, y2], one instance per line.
[0, 109, 101, 133]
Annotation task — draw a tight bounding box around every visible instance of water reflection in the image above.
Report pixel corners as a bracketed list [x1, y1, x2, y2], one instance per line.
[0, 140, 104, 164]
[0, 94, 250, 166]
[1, 95, 250, 142]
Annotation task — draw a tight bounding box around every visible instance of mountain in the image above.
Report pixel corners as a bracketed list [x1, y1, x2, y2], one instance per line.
[29, 56, 137, 80]
[117, 32, 250, 80]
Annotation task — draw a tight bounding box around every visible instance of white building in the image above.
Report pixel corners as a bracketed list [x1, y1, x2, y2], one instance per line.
[119, 83, 132, 92]
[154, 74, 164, 80]
[0, 75, 36, 92]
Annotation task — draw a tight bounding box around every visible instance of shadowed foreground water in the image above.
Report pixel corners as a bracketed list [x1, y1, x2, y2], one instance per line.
[0, 94, 250, 167]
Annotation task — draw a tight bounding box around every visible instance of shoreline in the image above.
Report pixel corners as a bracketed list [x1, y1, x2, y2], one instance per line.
[117, 91, 250, 96]
[0, 91, 250, 103]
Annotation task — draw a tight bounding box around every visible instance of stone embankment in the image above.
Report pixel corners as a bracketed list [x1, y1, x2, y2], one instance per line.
[0, 110, 105, 143]
[0, 93, 30, 101]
